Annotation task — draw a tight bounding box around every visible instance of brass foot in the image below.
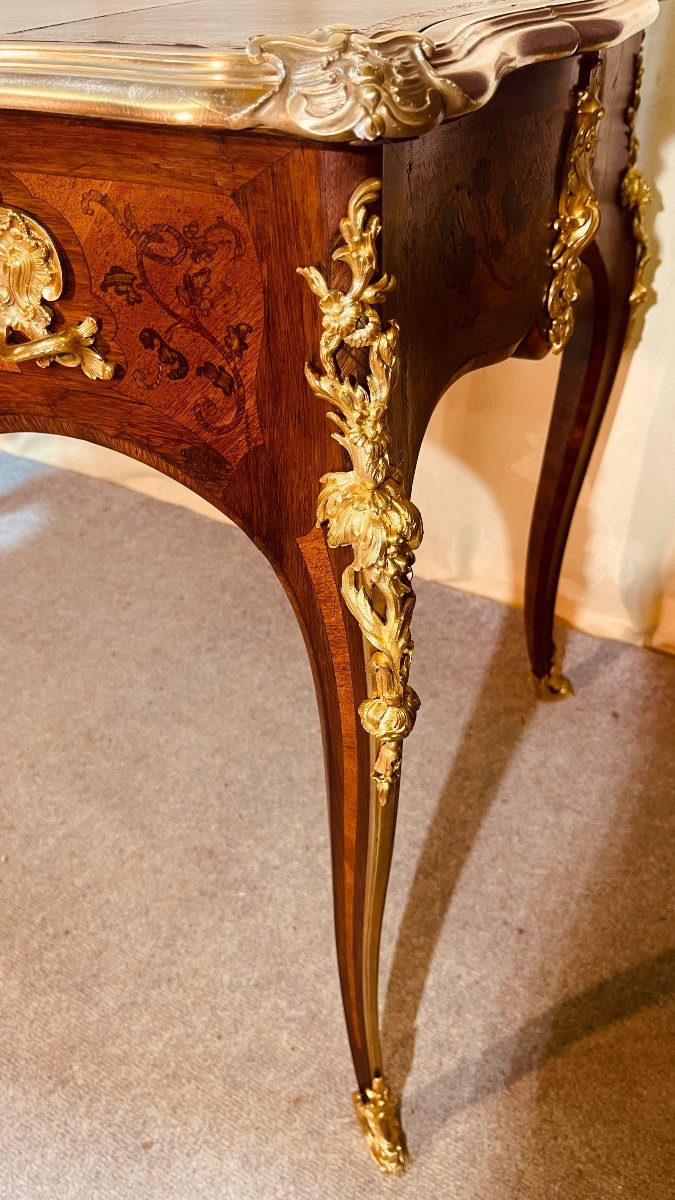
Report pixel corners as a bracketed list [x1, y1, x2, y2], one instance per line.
[532, 667, 574, 701]
[353, 1075, 408, 1176]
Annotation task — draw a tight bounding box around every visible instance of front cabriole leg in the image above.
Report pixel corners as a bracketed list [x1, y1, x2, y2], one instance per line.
[299, 179, 422, 1175]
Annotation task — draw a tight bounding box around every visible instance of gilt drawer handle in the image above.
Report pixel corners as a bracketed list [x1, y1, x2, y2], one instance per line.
[0, 205, 115, 381]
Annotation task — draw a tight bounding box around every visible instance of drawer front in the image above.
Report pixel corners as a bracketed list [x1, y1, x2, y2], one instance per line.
[0, 166, 265, 476]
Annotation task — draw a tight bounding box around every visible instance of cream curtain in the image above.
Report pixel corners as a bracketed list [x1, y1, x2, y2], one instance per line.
[2, 17, 673, 654]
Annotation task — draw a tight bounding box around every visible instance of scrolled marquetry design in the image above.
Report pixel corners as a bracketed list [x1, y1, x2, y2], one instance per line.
[353, 1074, 408, 1177]
[547, 59, 606, 353]
[620, 44, 652, 312]
[298, 178, 422, 806]
[0, 204, 114, 380]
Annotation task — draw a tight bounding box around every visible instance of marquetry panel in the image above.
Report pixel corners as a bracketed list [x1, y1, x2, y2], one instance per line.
[0, 170, 264, 470]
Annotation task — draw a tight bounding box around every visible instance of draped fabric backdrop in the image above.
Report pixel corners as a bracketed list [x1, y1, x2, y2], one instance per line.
[1, 15, 673, 654]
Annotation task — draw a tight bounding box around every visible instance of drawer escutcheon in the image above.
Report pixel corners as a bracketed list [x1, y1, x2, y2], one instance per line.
[0, 204, 115, 381]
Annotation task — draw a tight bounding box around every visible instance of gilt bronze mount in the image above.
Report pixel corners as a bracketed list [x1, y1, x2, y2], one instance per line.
[0, 204, 114, 381]
[621, 44, 652, 313]
[548, 59, 605, 353]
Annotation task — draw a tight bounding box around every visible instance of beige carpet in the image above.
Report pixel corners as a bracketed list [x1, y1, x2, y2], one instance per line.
[0, 450, 673, 1199]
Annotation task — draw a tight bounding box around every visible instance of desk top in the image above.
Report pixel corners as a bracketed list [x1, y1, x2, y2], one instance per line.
[0, 1, 659, 140]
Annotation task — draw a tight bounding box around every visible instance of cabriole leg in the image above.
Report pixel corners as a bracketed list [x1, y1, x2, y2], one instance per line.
[295, 525, 409, 1176]
[526, 42, 651, 696]
[299, 178, 422, 1174]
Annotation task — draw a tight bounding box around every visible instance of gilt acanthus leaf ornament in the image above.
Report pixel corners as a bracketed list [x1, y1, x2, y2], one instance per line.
[0, 204, 114, 380]
[547, 59, 605, 353]
[353, 1074, 408, 1176]
[299, 179, 422, 804]
[247, 26, 473, 141]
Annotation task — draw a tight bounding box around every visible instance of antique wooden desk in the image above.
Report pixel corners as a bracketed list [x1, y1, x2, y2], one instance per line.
[0, 0, 660, 1176]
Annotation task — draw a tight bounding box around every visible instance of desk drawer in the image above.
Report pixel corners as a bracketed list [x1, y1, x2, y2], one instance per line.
[0, 164, 266, 474]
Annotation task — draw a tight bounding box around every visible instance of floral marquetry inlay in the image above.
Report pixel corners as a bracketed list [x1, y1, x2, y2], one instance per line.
[13, 172, 264, 470]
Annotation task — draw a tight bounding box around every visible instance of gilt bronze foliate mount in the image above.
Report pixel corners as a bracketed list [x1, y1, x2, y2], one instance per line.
[547, 59, 605, 354]
[621, 45, 652, 313]
[548, 44, 653, 354]
[299, 178, 422, 810]
[0, 204, 114, 381]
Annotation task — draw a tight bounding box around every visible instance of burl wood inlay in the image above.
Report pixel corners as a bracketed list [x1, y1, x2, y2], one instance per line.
[438, 108, 563, 305]
[11, 172, 264, 469]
